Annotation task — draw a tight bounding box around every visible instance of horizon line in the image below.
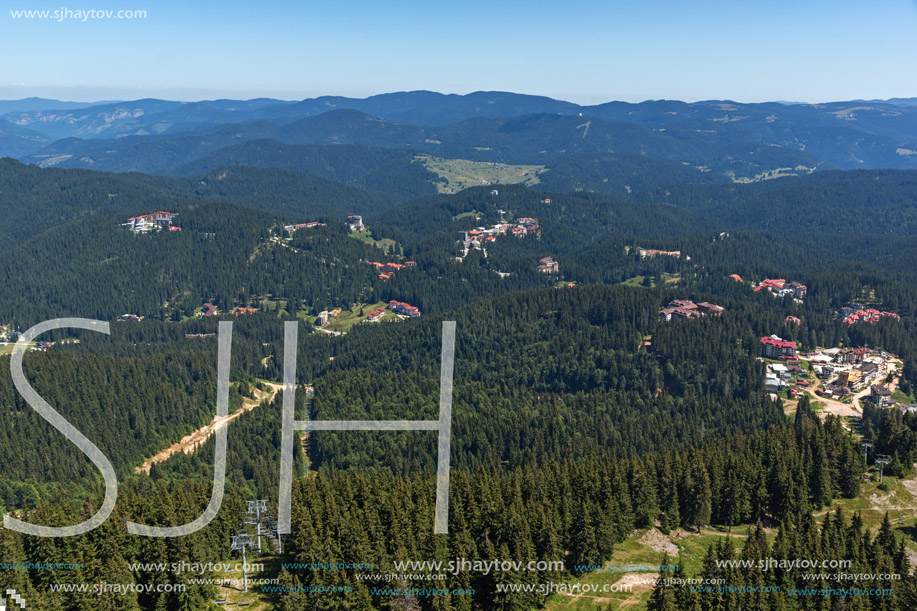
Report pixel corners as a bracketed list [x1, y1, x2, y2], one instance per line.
[1, 88, 916, 108]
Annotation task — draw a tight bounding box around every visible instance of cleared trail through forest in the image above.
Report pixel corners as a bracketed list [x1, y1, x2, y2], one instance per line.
[135, 381, 284, 474]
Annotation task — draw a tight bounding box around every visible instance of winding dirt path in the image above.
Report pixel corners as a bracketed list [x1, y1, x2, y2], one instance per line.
[135, 381, 283, 474]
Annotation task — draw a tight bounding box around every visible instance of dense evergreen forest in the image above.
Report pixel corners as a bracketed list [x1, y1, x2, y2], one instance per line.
[1, 156, 916, 610]
[0, 406, 894, 610]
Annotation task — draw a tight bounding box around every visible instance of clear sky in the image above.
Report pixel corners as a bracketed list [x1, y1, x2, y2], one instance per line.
[1, 0, 916, 104]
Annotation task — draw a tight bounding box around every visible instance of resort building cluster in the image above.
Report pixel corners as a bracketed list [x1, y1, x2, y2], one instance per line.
[659, 299, 725, 322]
[838, 304, 901, 325]
[537, 256, 559, 273]
[366, 260, 417, 280]
[761, 338, 905, 412]
[122, 211, 180, 233]
[361, 300, 422, 323]
[459, 217, 539, 250]
[636, 247, 682, 259]
[388, 300, 421, 317]
[754, 278, 807, 300]
[284, 221, 325, 233]
[365, 306, 388, 322]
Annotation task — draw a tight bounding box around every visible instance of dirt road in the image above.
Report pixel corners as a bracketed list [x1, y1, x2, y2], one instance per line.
[136, 381, 283, 474]
[793, 356, 902, 422]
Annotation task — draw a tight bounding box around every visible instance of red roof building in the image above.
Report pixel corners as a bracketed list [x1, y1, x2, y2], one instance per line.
[761, 336, 797, 358]
[755, 279, 786, 292]
[388, 300, 421, 317]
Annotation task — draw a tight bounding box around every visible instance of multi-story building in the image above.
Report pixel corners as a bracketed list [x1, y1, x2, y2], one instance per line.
[537, 256, 559, 273]
[761, 336, 797, 358]
[834, 347, 870, 364]
[389, 301, 421, 317]
[858, 362, 880, 385]
[836, 370, 860, 388]
[871, 384, 893, 408]
[347, 215, 364, 232]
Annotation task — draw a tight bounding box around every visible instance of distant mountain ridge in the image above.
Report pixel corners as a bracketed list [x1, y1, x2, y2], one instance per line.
[19, 109, 829, 178]
[0, 97, 108, 114]
[3, 91, 917, 191]
[6, 90, 917, 142]
[0, 118, 50, 157]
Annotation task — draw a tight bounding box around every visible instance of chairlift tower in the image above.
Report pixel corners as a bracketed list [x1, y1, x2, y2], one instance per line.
[876, 454, 890, 483]
[246, 500, 268, 554]
[231, 533, 255, 593]
[238, 499, 283, 556]
[861, 441, 873, 465]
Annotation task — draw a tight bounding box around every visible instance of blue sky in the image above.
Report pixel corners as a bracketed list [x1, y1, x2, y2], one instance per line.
[1, 0, 916, 103]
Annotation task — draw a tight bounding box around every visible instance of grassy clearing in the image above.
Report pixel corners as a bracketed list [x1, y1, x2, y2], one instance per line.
[452, 211, 479, 222]
[319, 302, 392, 334]
[621, 273, 680, 288]
[0, 342, 36, 355]
[212, 552, 278, 610]
[544, 534, 663, 610]
[417, 155, 545, 194]
[544, 466, 917, 611]
[349, 229, 397, 254]
[259, 298, 292, 317]
[544, 528, 755, 610]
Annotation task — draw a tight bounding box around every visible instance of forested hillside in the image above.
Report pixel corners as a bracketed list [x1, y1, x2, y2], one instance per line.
[21, 110, 829, 182]
[167, 140, 442, 197]
[1, 142, 917, 610]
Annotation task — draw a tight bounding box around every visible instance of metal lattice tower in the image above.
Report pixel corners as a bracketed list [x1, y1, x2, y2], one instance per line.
[246, 500, 268, 554]
[231, 533, 256, 592]
[244, 499, 283, 554]
[876, 454, 890, 483]
[862, 441, 873, 465]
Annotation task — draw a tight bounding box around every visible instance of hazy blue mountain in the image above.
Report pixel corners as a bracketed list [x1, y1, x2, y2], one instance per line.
[0, 118, 50, 157]
[24, 120, 283, 171]
[1, 99, 184, 139]
[0, 97, 106, 114]
[100, 97, 293, 136]
[12, 92, 917, 192]
[25, 109, 826, 182]
[8, 91, 917, 147]
[871, 97, 917, 107]
[255, 90, 582, 125]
